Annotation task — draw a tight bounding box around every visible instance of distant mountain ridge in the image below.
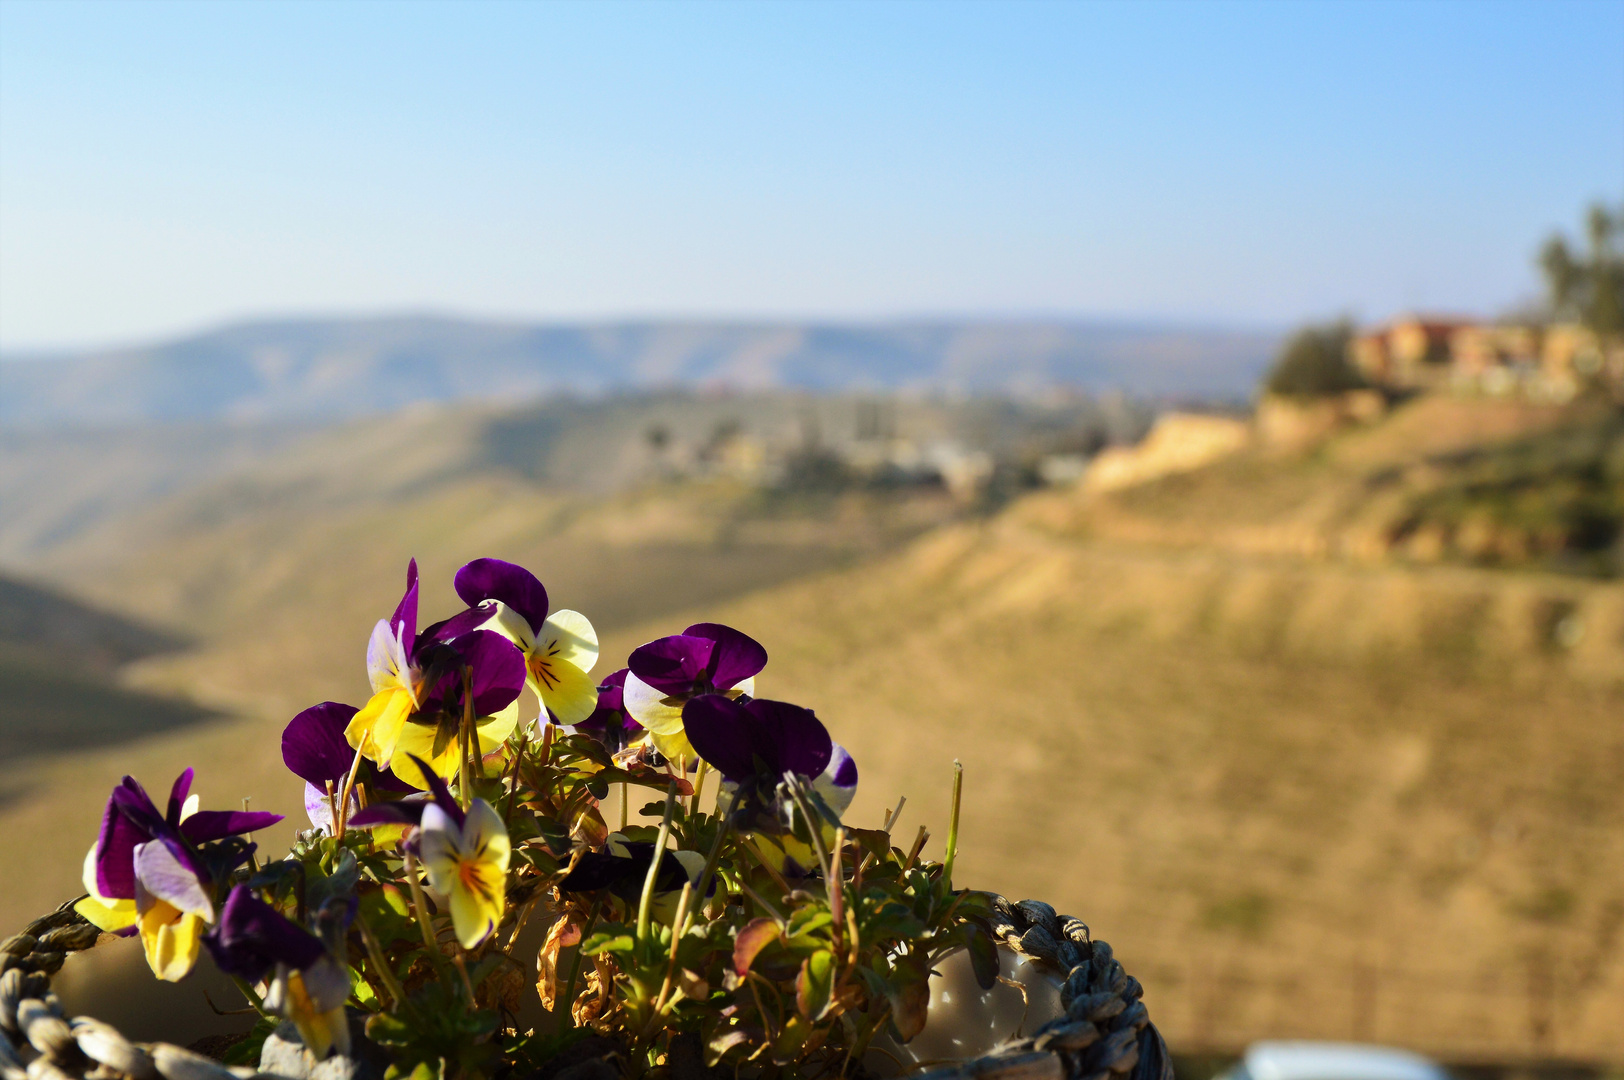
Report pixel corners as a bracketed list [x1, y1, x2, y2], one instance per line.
[0, 315, 1279, 424]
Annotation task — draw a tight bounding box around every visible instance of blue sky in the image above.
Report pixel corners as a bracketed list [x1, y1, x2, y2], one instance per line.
[1, 0, 1620, 350]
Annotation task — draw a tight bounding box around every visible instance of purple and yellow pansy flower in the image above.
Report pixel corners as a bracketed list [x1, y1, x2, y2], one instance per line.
[345, 558, 431, 765]
[205, 885, 351, 1059]
[342, 560, 528, 789]
[375, 756, 511, 948]
[622, 623, 766, 761]
[75, 769, 281, 980]
[453, 558, 601, 726]
[385, 628, 527, 789]
[681, 694, 859, 875]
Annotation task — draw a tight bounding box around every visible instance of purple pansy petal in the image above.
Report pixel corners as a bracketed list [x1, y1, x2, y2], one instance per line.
[428, 602, 496, 643]
[94, 792, 149, 900]
[680, 694, 758, 782]
[166, 768, 194, 825]
[596, 668, 629, 713]
[745, 698, 832, 780]
[628, 635, 714, 695]
[686, 623, 768, 691]
[420, 630, 526, 718]
[829, 745, 858, 789]
[110, 776, 166, 834]
[390, 559, 420, 652]
[463, 630, 527, 715]
[454, 558, 549, 636]
[347, 797, 428, 829]
[281, 702, 360, 786]
[181, 809, 284, 843]
[406, 755, 465, 829]
[204, 885, 326, 981]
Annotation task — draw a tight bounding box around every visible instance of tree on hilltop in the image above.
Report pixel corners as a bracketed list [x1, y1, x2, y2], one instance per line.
[1541, 202, 1624, 337]
[1264, 320, 1365, 397]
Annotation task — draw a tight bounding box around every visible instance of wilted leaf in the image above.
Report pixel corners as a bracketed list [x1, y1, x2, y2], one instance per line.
[536, 916, 583, 1011]
[887, 951, 931, 1042]
[732, 917, 781, 976]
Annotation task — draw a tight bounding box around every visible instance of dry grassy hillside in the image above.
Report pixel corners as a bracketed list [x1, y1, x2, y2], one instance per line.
[2, 394, 1621, 1061]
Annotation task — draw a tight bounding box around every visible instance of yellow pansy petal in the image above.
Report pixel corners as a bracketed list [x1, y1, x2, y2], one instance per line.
[531, 656, 598, 726]
[347, 688, 414, 764]
[285, 970, 352, 1059]
[475, 696, 522, 754]
[540, 609, 598, 672]
[649, 727, 696, 763]
[388, 724, 460, 790]
[140, 903, 205, 982]
[621, 672, 685, 735]
[76, 895, 137, 933]
[448, 859, 506, 949]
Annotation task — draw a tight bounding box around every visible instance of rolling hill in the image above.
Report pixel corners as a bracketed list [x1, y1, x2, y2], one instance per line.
[0, 315, 1278, 425]
[1, 392, 1621, 1060]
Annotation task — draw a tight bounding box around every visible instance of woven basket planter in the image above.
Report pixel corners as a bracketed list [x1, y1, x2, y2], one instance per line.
[1, 892, 1171, 1080]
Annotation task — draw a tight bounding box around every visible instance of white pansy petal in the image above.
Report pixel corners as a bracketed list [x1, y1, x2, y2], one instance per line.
[133, 841, 214, 922]
[417, 804, 463, 895]
[460, 799, 512, 873]
[622, 672, 685, 735]
[541, 609, 598, 671]
[732, 675, 756, 699]
[365, 619, 401, 694]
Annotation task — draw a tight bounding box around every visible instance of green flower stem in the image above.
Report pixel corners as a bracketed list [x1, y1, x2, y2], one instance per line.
[684, 815, 731, 934]
[943, 759, 964, 891]
[401, 849, 445, 968]
[459, 669, 475, 810]
[635, 782, 678, 945]
[356, 913, 407, 1012]
[643, 881, 696, 1034]
[690, 760, 709, 820]
[229, 974, 269, 1017]
[336, 749, 366, 835]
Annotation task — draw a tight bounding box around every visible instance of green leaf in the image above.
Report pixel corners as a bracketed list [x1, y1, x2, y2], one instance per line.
[964, 923, 1000, 990]
[795, 948, 835, 1020]
[581, 931, 636, 956]
[786, 907, 833, 940]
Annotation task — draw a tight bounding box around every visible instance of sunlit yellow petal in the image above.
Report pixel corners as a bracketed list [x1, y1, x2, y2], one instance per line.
[388, 723, 460, 790]
[448, 859, 506, 949]
[76, 845, 139, 931]
[649, 726, 696, 763]
[347, 688, 414, 764]
[285, 970, 351, 1059]
[475, 697, 521, 753]
[540, 609, 598, 671]
[139, 902, 205, 982]
[530, 655, 598, 726]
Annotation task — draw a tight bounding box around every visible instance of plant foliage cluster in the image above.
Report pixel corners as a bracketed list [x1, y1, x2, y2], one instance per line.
[70, 558, 995, 1077]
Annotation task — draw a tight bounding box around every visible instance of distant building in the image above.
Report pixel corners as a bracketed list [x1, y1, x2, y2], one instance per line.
[1352, 314, 1622, 401]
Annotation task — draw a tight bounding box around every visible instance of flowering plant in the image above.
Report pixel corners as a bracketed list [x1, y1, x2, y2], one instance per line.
[72, 558, 997, 1077]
